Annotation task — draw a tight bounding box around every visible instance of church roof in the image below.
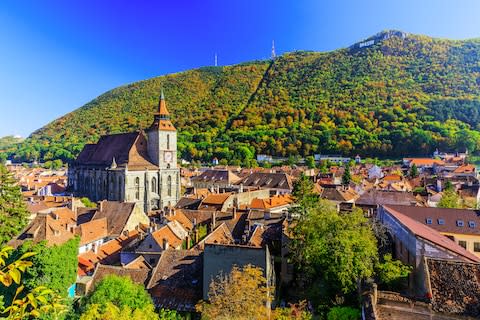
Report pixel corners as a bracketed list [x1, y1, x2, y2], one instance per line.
[75, 132, 158, 170]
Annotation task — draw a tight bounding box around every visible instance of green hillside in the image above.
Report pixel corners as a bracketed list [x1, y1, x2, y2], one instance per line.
[11, 30, 480, 163]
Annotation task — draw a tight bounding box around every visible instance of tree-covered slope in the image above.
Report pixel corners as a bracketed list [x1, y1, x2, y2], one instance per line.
[11, 30, 480, 163]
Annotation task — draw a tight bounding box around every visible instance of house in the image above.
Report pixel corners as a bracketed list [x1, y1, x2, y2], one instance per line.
[381, 205, 480, 257]
[202, 243, 275, 301]
[77, 218, 109, 254]
[135, 221, 189, 265]
[376, 205, 480, 295]
[147, 249, 203, 313]
[355, 190, 419, 215]
[89, 200, 149, 239]
[191, 169, 241, 190]
[368, 165, 383, 180]
[314, 154, 351, 164]
[403, 158, 445, 172]
[237, 172, 293, 195]
[249, 194, 293, 214]
[10, 207, 77, 247]
[198, 189, 271, 212]
[319, 186, 359, 205]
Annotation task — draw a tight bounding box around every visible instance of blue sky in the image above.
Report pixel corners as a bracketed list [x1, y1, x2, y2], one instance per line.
[1, 0, 480, 137]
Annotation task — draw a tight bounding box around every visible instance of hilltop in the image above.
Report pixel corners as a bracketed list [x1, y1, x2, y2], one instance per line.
[10, 30, 480, 163]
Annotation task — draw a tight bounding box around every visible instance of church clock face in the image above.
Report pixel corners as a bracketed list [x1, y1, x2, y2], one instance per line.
[164, 151, 173, 163]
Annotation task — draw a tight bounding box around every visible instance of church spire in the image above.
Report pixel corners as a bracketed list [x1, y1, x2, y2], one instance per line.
[158, 89, 170, 118]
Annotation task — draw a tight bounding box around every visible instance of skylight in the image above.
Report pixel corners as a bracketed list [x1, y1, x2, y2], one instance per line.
[456, 220, 465, 227]
[426, 218, 433, 224]
[437, 219, 445, 225]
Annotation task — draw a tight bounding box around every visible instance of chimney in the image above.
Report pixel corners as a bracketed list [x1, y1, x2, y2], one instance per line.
[186, 235, 191, 249]
[436, 180, 442, 192]
[194, 228, 199, 243]
[239, 183, 244, 193]
[212, 212, 217, 230]
[233, 207, 238, 220]
[193, 218, 197, 227]
[163, 238, 169, 250]
[99, 200, 104, 212]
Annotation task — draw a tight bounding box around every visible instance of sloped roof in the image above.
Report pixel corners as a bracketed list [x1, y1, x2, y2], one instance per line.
[238, 172, 293, 190]
[384, 205, 480, 236]
[92, 201, 136, 237]
[151, 225, 184, 249]
[13, 209, 76, 247]
[250, 194, 293, 209]
[383, 206, 480, 263]
[77, 217, 108, 245]
[191, 169, 241, 184]
[91, 263, 151, 290]
[75, 132, 158, 170]
[356, 190, 418, 206]
[147, 249, 203, 312]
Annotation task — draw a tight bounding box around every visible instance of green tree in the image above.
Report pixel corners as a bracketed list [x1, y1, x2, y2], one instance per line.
[326, 306, 361, 320]
[341, 163, 351, 186]
[290, 201, 378, 300]
[305, 156, 315, 169]
[409, 164, 418, 178]
[376, 254, 412, 291]
[82, 275, 155, 315]
[291, 174, 317, 214]
[438, 189, 461, 208]
[0, 164, 29, 245]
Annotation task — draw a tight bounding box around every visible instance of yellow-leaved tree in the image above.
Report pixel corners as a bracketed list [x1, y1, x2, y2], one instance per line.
[0, 246, 65, 319]
[196, 264, 272, 320]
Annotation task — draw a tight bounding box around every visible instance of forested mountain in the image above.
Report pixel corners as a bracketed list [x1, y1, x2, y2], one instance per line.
[11, 30, 480, 163]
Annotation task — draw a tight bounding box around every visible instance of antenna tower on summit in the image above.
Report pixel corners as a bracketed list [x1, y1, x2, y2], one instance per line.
[271, 40, 276, 60]
[215, 53, 218, 67]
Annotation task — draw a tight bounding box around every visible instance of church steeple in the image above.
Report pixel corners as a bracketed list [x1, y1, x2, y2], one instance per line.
[158, 89, 170, 119]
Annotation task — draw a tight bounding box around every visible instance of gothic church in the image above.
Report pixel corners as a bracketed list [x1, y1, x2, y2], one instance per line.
[68, 91, 180, 212]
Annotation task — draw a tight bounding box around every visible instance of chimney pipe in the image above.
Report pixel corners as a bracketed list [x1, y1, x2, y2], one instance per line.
[233, 207, 238, 220]
[212, 212, 217, 230]
[163, 238, 169, 250]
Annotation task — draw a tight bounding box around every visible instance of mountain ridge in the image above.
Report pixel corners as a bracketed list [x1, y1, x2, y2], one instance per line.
[10, 30, 480, 163]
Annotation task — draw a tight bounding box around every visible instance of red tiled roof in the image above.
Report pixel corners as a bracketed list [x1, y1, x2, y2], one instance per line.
[383, 206, 480, 263]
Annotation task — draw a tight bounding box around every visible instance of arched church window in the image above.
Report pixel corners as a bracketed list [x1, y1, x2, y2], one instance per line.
[151, 177, 157, 193]
[167, 175, 172, 197]
[135, 177, 140, 200]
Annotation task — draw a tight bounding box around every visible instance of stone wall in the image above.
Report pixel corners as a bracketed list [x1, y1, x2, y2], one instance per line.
[427, 258, 480, 317]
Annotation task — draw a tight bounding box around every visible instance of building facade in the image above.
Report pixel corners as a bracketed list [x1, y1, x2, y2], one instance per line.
[68, 92, 180, 212]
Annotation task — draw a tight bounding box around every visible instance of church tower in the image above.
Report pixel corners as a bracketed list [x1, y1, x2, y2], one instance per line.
[147, 90, 180, 209]
[147, 90, 177, 169]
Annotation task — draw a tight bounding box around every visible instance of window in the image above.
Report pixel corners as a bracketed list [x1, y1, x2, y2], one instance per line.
[151, 177, 157, 193]
[135, 177, 140, 200]
[426, 218, 433, 224]
[459, 240, 467, 249]
[457, 220, 465, 227]
[469, 221, 476, 228]
[167, 175, 172, 197]
[475, 242, 480, 252]
[437, 219, 445, 225]
[167, 134, 170, 150]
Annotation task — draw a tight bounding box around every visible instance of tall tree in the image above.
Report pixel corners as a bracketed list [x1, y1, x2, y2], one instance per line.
[341, 163, 351, 186]
[290, 200, 378, 302]
[292, 174, 317, 214]
[83, 275, 154, 312]
[438, 189, 462, 208]
[409, 164, 419, 178]
[0, 164, 29, 245]
[196, 265, 272, 320]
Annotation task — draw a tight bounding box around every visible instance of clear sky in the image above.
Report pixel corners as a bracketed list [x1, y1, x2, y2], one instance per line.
[1, 0, 480, 137]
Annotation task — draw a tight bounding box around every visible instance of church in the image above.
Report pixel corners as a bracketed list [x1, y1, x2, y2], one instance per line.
[68, 91, 180, 212]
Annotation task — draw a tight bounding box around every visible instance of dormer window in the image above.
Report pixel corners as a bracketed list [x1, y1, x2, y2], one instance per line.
[457, 220, 465, 227]
[469, 221, 476, 228]
[426, 218, 433, 224]
[438, 219, 445, 225]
